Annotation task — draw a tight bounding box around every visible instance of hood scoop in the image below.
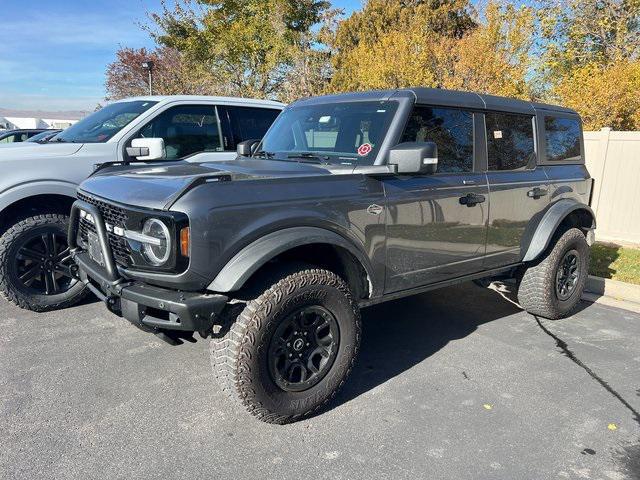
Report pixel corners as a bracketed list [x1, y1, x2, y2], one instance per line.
[162, 172, 232, 208]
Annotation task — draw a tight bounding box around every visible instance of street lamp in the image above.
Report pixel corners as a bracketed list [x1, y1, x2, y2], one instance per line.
[141, 60, 155, 96]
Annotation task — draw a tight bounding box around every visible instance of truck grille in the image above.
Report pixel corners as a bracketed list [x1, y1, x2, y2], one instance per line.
[77, 192, 133, 267]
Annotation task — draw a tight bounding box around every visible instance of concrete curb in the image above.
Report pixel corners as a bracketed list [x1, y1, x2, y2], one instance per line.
[583, 275, 640, 310]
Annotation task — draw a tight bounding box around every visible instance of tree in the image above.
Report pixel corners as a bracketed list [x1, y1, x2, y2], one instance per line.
[327, 0, 534, 99]
[438, 2, 535, 98]
[105, 46, 219, 100]
[553, 61, 640, 130]
[538, 0, 640, 77]
[146, 0, 334, 100]
[537, 0, 640, 128]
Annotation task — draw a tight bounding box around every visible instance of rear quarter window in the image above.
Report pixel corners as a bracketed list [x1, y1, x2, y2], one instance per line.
[544, 116, 582, 162]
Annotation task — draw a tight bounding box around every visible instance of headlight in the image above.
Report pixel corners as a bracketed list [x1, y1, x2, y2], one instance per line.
[141, 218, 171, 266]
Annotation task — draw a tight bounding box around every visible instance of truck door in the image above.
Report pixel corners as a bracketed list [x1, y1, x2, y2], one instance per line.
[383, 105, 489, 293]
[482, 111, 551, 268]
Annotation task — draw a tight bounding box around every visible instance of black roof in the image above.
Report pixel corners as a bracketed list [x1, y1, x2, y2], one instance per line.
[295, 87, 577, 115]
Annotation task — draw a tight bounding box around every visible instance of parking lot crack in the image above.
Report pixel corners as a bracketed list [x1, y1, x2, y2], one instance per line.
[533, 315, 640, 428]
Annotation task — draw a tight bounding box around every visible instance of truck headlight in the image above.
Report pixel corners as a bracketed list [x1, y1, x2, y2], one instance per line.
[141, 218, 171, 266]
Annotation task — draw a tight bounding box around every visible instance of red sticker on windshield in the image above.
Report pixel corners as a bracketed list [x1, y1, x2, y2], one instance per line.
[358, 143, 372, 156]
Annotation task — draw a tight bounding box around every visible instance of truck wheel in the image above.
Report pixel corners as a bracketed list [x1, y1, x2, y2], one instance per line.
[212, 267, 361, 424]
[0, 214, 87, 312]
[517, 228, 589, 319]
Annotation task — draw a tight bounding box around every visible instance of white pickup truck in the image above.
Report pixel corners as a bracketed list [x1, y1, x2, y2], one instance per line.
[0, 95, 283, 311]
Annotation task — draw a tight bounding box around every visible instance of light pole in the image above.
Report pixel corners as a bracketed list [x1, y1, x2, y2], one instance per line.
[141, 60, 155, 95]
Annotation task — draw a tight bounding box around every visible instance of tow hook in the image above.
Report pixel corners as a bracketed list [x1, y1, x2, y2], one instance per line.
[105, 296, 120, 314]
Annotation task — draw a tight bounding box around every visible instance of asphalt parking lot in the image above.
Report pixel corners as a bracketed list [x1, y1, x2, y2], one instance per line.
[1, 283, 639, 480]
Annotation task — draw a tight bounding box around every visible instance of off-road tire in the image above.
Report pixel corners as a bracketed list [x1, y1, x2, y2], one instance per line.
[0, 214, 88, 311]
[518, 227, 589, 319]
[211, 267, 361, 424]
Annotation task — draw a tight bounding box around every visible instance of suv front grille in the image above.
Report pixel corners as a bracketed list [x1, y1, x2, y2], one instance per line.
[77, 192, 133, 267]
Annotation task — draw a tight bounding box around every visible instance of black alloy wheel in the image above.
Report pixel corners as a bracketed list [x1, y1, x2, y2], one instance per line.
[555, 250, 580, 301]
[14, 230, 77, 296]
[268, 305, 340, 392]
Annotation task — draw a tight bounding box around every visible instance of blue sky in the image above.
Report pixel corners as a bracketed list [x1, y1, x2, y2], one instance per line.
[0, 0, 363, 111]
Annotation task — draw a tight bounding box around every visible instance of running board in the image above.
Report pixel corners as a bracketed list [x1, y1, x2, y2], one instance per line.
[359, 264, 522, 308]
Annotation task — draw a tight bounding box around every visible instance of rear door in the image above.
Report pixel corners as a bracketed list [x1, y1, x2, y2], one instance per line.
[383, 105, 489, 292]
[483, 111, 551, 268]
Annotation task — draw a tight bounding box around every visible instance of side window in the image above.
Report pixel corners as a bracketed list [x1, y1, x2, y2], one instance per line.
[137, 105, 223, 160]
[544, 116, 582, 162]
[0, 134, 19, 143]
[226, 107, 281, 150]
[400, 106, 474, 173]
[485, 112, 535, 171]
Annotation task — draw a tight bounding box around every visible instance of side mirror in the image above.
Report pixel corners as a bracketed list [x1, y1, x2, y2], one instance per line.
[388, 142, 438, 174]
[237, 139, 260, 157]
[126, 138, 165, 160]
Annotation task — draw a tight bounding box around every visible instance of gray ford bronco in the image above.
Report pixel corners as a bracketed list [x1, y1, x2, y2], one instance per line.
[70, 88, 595, 423]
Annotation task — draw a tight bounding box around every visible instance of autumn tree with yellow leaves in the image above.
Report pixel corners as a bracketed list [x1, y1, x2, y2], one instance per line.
[327, 0, 535, 100]
[538, 0, 640, 129]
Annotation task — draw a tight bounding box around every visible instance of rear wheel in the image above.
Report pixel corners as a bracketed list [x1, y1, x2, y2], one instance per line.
[517, 228, 589, 319]
[0, 214, 87, 311]
[211, 267, 361, 424]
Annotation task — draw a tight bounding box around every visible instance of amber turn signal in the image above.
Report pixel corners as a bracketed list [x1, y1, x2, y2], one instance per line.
[180, 227, 190, 257]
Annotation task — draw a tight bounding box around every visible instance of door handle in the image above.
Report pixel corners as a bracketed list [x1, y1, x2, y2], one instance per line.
[459, 193, 486, 207]
[527, 187, 548, 199]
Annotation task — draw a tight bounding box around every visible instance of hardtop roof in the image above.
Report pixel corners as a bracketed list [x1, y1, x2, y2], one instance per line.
[294, 87, 578, 116]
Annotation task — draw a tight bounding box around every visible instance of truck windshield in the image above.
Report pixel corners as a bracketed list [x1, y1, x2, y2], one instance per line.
[259, 101, 399, 165]
[54, 101, 158, 143]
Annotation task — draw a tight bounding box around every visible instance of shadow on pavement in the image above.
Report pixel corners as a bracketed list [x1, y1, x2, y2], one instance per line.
[330, 282, 523, 411]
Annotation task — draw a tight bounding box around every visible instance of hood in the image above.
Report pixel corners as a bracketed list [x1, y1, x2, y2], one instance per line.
[78, 158, 336, 210]
[0, 142, 83, 157]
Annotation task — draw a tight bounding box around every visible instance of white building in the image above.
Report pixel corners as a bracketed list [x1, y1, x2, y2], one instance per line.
[0, 116, 79, 130]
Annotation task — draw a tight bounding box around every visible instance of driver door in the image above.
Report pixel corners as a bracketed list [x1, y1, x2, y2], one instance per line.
[383, 105, 489, 293]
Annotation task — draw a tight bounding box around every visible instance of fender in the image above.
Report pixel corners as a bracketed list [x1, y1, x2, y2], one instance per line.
[0, 180, 78, 214]
[522, 199, 596, 262]
[208, 226, 375, 293]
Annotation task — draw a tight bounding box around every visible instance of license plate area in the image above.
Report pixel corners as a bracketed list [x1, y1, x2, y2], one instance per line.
[87, 232, 105, 267]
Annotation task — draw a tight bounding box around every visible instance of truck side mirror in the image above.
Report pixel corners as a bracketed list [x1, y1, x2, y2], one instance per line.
[237, 139, 260, 157]
[126, 138, 165, 161]
[388, 142, 438, 174]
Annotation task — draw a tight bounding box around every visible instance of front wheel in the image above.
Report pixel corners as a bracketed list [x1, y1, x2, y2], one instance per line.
[517, 227, 590, 319]
[211, 267, 361, 424]
[0, 214, 88, 311]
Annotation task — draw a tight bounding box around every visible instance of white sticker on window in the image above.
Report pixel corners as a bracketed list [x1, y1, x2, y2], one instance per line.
[493, 130, 503, 139]
[319, 116, 331, 123]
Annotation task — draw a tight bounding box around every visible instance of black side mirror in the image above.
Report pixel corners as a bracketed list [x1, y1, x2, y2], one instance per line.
[388, 142, 438, 174]
[237, 139, 260, 157]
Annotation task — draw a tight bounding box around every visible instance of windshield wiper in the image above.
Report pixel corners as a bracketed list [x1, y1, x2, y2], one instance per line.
[255, 150, 275, 158]
[287, 152, 329, 164]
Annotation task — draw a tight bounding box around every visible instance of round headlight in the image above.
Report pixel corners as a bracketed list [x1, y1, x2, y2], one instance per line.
[142, 218, 171, 266]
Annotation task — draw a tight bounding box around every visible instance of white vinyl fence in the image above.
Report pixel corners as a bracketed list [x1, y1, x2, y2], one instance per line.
[584, 129, 640, 245]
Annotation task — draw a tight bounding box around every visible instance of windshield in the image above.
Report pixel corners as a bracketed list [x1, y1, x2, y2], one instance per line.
[55, 100, 157, 143]
[259, 100, 399, 165]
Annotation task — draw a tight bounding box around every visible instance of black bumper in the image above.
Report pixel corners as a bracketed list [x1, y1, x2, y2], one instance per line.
[69, 201, 228, 333]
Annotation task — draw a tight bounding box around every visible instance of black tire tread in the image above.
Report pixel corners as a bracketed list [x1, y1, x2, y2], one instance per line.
[0, 213, 88, 312]
[211, 267, 360, 424]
